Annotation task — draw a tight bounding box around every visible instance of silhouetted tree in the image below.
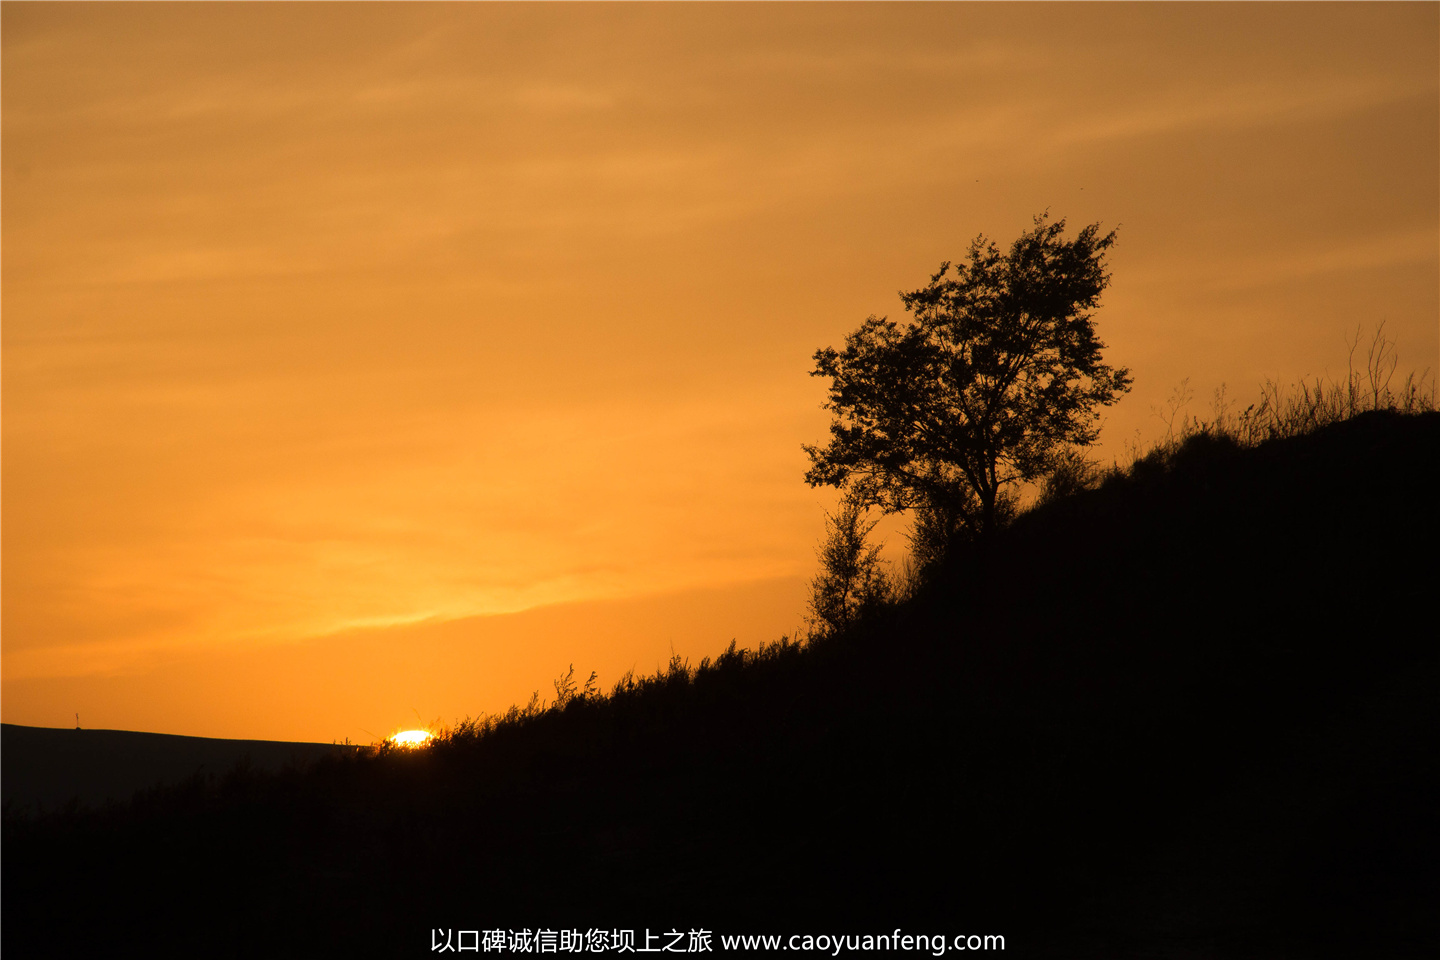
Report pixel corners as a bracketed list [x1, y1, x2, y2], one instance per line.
[804, 214, 1132, 548]
[807, 492, 892, 637]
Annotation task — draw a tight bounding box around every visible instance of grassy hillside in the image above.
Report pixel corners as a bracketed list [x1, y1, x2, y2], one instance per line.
[5, 410, 1437, 959]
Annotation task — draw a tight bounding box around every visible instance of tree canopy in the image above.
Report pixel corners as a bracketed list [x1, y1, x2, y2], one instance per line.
[804, 214, 1132, 543]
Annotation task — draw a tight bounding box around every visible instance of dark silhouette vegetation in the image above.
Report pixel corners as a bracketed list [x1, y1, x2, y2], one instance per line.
[805, 215, 1132, 544]
[804, 491, 895, 637]
[6, 398, 1437, 957]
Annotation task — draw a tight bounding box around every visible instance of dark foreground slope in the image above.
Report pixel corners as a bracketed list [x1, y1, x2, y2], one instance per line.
[5, 411, 1437, 959]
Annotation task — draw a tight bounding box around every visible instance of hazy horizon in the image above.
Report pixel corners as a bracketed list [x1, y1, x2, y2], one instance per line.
[4, 3, 1436, 742]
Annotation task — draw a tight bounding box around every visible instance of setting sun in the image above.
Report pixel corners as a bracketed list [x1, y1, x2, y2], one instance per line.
[390, 730, 433, 748]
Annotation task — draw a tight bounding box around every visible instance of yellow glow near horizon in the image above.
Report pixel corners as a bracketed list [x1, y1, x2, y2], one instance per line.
[390, 729, 433, 748]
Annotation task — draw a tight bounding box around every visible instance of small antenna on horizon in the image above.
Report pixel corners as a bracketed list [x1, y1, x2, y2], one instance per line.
[76, 712, 81, 730]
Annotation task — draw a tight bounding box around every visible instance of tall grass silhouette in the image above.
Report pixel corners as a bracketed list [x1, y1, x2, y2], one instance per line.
[1147, 323, 1433, 453]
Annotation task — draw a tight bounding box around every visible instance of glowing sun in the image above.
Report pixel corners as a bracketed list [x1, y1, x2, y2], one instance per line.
[390, 729, 433, 748]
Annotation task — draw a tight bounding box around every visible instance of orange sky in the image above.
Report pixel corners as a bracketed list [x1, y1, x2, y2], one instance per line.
[4, 3, 1436, 742]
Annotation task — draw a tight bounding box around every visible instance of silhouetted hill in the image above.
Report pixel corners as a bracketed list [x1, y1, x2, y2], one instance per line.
[1, 724, 354, 811]
[5, 411, 1437, 959]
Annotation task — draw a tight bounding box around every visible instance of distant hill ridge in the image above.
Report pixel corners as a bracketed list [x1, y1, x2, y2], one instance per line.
[1, 723, 353, 811]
